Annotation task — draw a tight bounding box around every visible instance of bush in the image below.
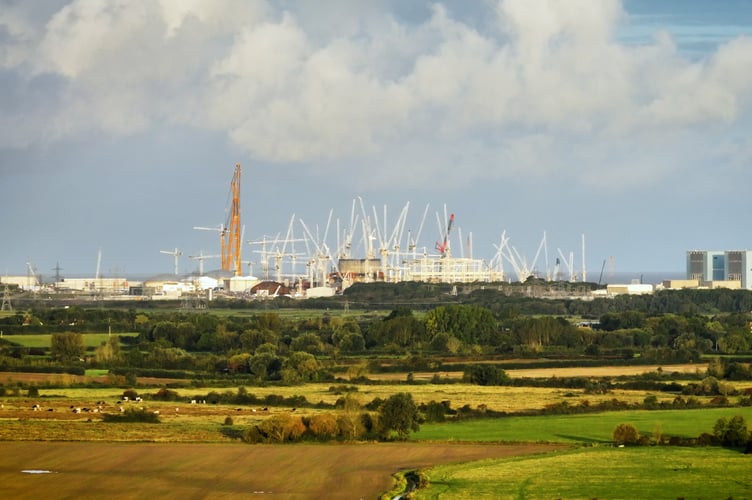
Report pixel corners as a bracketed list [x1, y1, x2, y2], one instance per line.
[122, 389, 139, 400]
[463, 364, 509, 386]
[151, 388, 180, 401]
[613, 423, 640, 445]
[307, 413, 339, 440]
[103, 408, 160, 423]
[713, 416, 749, 447]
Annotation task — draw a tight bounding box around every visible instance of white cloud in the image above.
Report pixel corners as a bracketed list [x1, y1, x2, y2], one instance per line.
[1, 0, 751, 189]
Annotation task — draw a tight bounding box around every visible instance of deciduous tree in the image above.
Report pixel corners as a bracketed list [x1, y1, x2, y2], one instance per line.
[378, 392, 420, 440]
[51, 333, 84, 362]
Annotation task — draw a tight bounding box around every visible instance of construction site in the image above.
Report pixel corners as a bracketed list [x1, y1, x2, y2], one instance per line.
[2, 163, 594, 301]
[182, 164, 592, 297]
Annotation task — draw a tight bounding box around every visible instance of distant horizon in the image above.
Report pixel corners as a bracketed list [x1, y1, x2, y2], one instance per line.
[4, 269, 689, 286]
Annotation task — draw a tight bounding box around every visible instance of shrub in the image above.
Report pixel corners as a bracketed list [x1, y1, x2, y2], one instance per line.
[151, 388, 180, 401]
[613, 423, 640, 445]
[103, 408, 160, 423]
[223, 416, 234, 426]
[421, 400, 452, 423]
[122, 389, 139, 400]
[257, 413, 306, 443]
[307, 413, 339, 440]
[463, 364, 509, 386]
[714, 416, 749, 447]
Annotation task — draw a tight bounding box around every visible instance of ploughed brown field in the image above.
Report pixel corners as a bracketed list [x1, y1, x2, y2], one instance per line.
[0, 441, 565, 499]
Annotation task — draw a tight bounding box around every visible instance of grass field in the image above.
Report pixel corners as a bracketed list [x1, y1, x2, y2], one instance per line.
[415, 407, 752, 443]
[415, 446, 752, 499]
[3, 332, 138, 349]
[368, 363, 706, 381]
[2, 373, 751, 499]
[4, 377, 744, 417]
[15, 382, 711, 415]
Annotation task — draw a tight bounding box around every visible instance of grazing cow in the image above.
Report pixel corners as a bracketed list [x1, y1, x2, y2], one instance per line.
[190, 400, 196, 405]
[32, 404, 41, 411]
[153, 410, 160, 415]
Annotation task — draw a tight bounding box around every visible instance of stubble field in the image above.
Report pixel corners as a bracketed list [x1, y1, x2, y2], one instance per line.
[0, 441, 564, 499]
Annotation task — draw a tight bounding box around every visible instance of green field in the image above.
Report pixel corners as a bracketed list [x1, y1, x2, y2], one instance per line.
[415, 446, 752, 499]
[415, 407, 752, 443]
[2, 332, 138, 349]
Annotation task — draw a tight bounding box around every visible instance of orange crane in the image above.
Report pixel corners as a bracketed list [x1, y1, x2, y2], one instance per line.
[193, 163, 243, 276]
[226, 163, 242, 276]
[435, 213, 455, 257]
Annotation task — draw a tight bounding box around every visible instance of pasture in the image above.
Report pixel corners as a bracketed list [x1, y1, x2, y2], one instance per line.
[414, 407, 752, 443]
[2, 332, 138, 349]
[415, 446, 752, 499]
[4, 380, 720, 415]
[1, 361, 750, 498]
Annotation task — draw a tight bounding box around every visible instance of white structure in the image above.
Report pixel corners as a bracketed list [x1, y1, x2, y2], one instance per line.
[0, 275, 39, 291]
[193, 276, 219, 290]
[55, 277, 130, 294]
[227, 276, 260, 293]
[606, 283, 654, 295]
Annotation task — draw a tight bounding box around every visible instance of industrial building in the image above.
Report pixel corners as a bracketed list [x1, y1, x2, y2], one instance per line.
[686, 250, 752, 289]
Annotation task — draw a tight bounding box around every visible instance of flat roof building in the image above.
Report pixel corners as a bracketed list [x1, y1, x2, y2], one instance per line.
[686, 250, 752, 290]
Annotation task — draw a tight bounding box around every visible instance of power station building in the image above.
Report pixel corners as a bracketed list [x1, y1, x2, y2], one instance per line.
[686, 250, 752, 289]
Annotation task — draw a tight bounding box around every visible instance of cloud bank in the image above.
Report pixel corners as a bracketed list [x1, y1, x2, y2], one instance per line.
[1, 0, 751, 189]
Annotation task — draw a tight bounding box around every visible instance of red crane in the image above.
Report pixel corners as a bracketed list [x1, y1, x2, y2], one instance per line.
[435, 213, 454, 257]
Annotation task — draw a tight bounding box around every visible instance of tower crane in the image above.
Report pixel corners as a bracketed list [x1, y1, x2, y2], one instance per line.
[194, 223, 227, 269]
[435, 212, 455, 257]
[160, 248, 182, 275]
[188, 251, 220, 275]
[194, 163, 243, 276]
[227, 163, 242, 276]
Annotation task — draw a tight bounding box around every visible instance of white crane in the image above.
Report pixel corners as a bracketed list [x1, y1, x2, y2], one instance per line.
[299, 216, 340, 287]
[160, 248, 182, 275]
[188, 251, 219, 275]
[95, 249, 102, 281]
[25, 261, 39, 290]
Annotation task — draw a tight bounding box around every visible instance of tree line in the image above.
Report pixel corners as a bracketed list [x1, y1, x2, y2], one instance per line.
[1, 290, 751, 380]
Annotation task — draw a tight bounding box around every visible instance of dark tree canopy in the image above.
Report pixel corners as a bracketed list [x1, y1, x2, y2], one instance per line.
[378, 392, 420, 440]
[50, 333, 84, 363]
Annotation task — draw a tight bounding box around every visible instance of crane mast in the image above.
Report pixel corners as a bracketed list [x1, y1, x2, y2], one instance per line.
[224, 163, 242, 276]
[435, 213, 455, 257]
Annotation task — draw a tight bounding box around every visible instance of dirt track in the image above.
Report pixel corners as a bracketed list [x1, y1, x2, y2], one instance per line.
[0, 441, 566, 499]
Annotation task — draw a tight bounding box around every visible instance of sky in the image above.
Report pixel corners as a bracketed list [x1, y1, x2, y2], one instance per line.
[1, 0, 751, 280]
